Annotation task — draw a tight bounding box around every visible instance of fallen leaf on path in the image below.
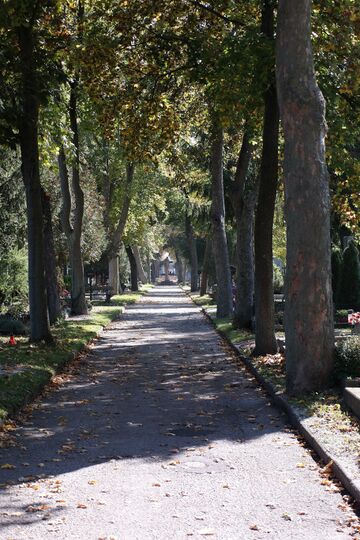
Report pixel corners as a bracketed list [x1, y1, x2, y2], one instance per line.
[198, 528, 216, 536]
[1, 463, 15, 469]
[26, 504, 52, 513]
[282, 513, 292, 521]
[296, 463, 305, 468]
[88, 480, 97, 485]
[321, 479, 332, 486]
[321, 460, 333, 475]
[77, 503, 88, 509]
[249, 524, 259, 531]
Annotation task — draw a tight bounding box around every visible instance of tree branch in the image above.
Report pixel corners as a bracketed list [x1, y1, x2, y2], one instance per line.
[186, 0, 244, 26]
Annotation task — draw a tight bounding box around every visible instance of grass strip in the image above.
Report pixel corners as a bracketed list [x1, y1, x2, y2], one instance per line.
[0, 284, 153, 422]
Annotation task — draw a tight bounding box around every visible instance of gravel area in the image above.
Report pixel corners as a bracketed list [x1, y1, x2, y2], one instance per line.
[0, 286, 359, 539]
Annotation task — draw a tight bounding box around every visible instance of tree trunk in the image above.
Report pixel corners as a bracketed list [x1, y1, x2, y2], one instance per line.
[133, 246, 147, 283]
[185, 215, 199, 292]
[126, 246, 138, 291]
[175, 251, 184, 283]
[210, 116, 233, 318]
[200, 237, 211, 297]
[17, 26, 51, 342]
[42, 189, 61, 325]
[146, 253, 151, 284]
[253, 0, 279, 355]
[68, 81, 87, 315]
[230, 131, 254, 329]
[107, 162, 134, 284]
[153, 260, 160, 281]
[108, 256, 119, 296]
[277, 0, 334, 394]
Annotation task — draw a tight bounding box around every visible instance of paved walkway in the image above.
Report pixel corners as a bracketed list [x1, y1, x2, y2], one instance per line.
[0, 286, 359, 539]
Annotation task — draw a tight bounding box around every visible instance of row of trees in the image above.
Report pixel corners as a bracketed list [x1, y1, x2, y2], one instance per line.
[0, 0, 359, 395]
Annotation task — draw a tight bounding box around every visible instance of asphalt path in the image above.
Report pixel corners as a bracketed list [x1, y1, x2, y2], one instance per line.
[0, 286, 359, 539]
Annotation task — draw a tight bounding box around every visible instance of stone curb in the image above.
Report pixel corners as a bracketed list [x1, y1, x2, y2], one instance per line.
[183, 289, 360, 505]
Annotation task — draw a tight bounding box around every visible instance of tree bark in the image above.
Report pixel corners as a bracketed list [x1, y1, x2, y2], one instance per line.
[57, 142, 87, 315]
[210, 116, 233, 318]
[17, 25, 51, 342]
[175, 250, 184, 283]
[200, 237, 211, 297]
[185, 215, 199, 292]
[253, 0, 279, 355]
[133, 246, 147, 283]
[68, 81, 87, 315]
[42, 189, 61, 325]
[107, 162, 134, 293]
[108, 256, 119, 297]
[230, 131, 255, 329]
[277, 0, 334, 394]
[125, 245, 138, 291]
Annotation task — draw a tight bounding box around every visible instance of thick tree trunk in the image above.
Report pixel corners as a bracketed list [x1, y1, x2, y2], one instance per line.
[108, 256, 119, 296]
[126, 246, 138, 291]
[185, 215, 199, 292]
[69, 236, 87, 313]
[175, 251, 184, 283]
[133, 246, 147, 283]
[42, 189, 61, 325]
[253, 1, 279, 355]
[210, 117, 233, 318]
[153, 260, 160, 281]
[230, 131, 254, 329]
[277, 0, 334, 394]
[200, 237, 211, 297]
[18, 26, 51, 342]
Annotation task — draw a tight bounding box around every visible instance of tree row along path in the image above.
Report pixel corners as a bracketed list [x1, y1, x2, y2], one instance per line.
[0, 286, 359, 539]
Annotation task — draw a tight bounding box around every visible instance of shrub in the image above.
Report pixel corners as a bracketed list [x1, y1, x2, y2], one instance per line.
[273, 264, 284, 293]
[338, 241, 360, 311]
[331, 248, 343, 307]
[335, 309, 350, 323]
[0, 317, 27, 335]
[335, 337, 360, 380]
[0, 248, 28, 312]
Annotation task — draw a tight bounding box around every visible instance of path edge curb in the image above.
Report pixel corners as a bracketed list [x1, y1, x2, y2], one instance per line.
[183, 288, 360, 505]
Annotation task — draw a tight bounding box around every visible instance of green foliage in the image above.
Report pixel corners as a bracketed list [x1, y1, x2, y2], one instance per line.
[0, 149, 27, 256]
[335, 337, 360, 380]
[335, 310, 350, 323]
[273, 264, 284, 294]
[331, 248, 343, 307]
[338, 241, 360, 310]
[0, 248, 28, 312]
